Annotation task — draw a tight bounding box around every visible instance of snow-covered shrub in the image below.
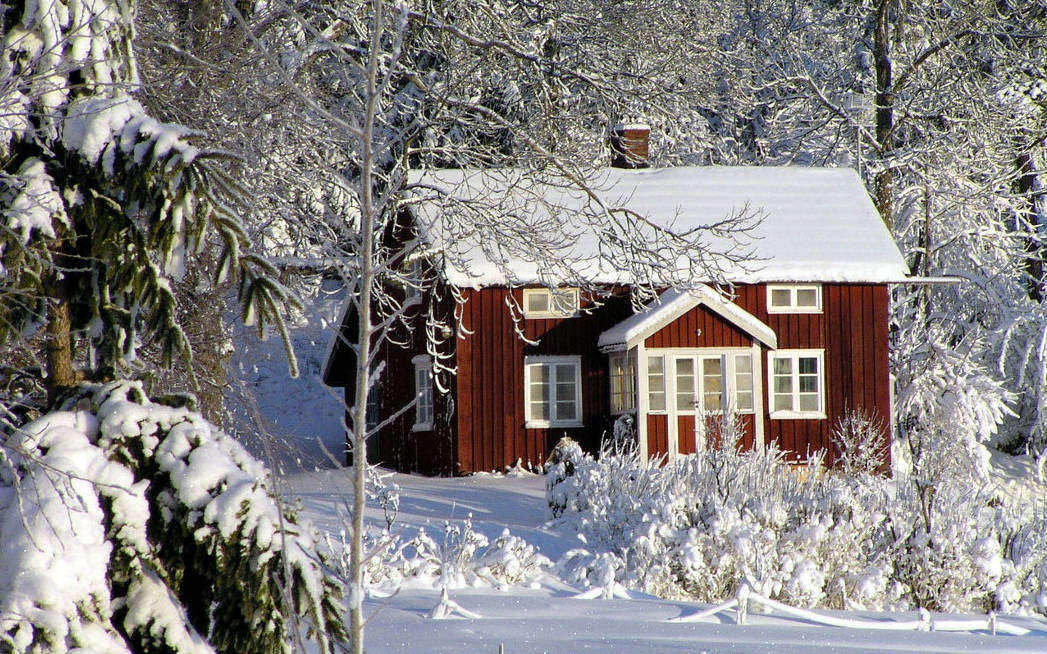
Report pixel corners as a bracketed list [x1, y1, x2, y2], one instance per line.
[547, 441, 1047, 615]
[0, 381, 346, 654]
[338, 517, 551, 594]
[831, 410, 889, 477]
[545, 436, 586, 518]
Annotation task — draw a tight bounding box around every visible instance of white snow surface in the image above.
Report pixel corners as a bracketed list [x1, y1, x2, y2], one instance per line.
[407, 166, 910, 287]
[285, 463, 1047, 653]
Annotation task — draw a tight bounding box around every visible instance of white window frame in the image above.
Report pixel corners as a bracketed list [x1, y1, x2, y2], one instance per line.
[646, 354, 667, 414]
[670, 351, 756, 416]
[608, 352, 636, 414]
[412, 355, 434, 431]
[522, 287, 580, 318]
[766, 284, 823, 314]
[524, 355, 583, 428]
[767, 349, 826, 419]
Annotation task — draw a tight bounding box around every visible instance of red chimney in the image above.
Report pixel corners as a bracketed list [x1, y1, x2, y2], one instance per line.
[610, 123, 650, 169]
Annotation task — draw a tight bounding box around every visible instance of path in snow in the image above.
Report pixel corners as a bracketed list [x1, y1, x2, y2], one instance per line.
[285, 466, 1047, 654]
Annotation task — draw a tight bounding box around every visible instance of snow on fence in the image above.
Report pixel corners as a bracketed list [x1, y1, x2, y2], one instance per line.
[667, 583, 1031, 636]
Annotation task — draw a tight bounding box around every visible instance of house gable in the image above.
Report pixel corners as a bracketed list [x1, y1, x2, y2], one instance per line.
[598, 287, 777, 352]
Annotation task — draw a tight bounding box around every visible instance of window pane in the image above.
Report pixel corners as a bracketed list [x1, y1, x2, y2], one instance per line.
[735, 354, 752, 374]
[527, 291, 549, 313]
[557, 380, 576, 402]
[736, 390, 753, 412]
[552, 289, 578, 315]
[555, 364, 574, 383]
[773, 394, 793, 412]
[770, 288, 791, 307]
[799, 357, 818, 374]
[773, 375, 792, 394]
[796, 288, 818, 307]
[529, 400, 549, 421]
[648, 374, 664, 393]
[555, 401, 576, 420]
[773, 357, 792, 375]
[799, 375, 818, 393]
[799, 394, 819, 411]
[648, 356, 664, 374]
[649, 391, 666, 412]
[530, 363, 548, 383]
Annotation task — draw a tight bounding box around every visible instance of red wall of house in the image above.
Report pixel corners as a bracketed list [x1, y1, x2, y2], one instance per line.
[453, 288, 634, 474]
[643, 283, 891, 466]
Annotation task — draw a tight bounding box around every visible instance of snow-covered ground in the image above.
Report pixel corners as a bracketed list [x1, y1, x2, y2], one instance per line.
[284, 464, 1047, 653]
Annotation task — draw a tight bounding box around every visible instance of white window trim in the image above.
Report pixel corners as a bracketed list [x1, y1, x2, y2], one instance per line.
[766, 284, 823, 314]
[524, 355, 583, 428]
[522, 287, 580, 318]
[646, 354, 668, 415]
[767, 349, 826, 420]
[412, 355, 434, 431]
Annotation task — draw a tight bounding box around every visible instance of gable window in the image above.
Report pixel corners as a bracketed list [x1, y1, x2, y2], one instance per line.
[647, 355, 666, 412]
[524, 356, 582, 427]
[767, 284, 822, 314]
[522, 287, 580, 318]
[609, 353, 636, 413]
[412, 356, 434, 431]
[768, 350, 825, 419]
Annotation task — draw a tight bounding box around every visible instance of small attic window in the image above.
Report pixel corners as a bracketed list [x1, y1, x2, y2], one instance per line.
[523, 288, 579, 318]
[767, 284, 822, 314]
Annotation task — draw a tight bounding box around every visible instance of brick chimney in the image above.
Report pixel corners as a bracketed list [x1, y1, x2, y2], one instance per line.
[610, 123, 650, 169]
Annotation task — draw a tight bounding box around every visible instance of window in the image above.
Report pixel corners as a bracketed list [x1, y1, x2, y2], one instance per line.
[412, 356, 434, 430]
[647, 355, 666, 412]
[609, 353, 636, 413]
[768, 350, 825, 418]
[522, 287, 580, 318]
[524, 356, 582, 427]
[733, 353, 754, 413]
[767, 284, 822, 314]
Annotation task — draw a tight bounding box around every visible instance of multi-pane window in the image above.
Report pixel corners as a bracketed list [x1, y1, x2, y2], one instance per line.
[675, 358, 695, 411]
[702, 358, 724, 412]
[767, 284, 822, 314]
[609, 353, 636, 413]
[733, 354, 754, 412]
[413, 357, 434, 430]
[522, 287, 580, 318]
[647, 355, 666, 412]
[769, 350, 825, 417]
[524, 356, 582, 426]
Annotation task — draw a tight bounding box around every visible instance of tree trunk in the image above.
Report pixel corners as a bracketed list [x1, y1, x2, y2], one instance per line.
[44, 278, 78, 405]
[872, 0, 895, 228]
[1016, 150, 1045, 301]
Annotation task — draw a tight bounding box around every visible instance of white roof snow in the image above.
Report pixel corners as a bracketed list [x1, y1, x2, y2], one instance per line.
[598, 287, 778, 352]
[407, 166, 909, 286]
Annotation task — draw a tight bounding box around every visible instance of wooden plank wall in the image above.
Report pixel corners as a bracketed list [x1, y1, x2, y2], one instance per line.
[454, 288, 634, 474]
[641, 284, 890, 465]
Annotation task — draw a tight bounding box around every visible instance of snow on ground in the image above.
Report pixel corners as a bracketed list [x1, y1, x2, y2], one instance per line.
[226, 279, 348, 472]
[284, 460, 1047, 654]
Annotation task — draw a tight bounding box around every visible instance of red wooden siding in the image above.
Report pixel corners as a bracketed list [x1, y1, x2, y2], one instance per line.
[645, 303, 754, 348]
[647, 414, 669, 459]
[454, 288, 634, 474]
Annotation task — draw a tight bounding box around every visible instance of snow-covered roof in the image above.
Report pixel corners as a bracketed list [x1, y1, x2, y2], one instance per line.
[598, 287, 778, 352]
[406, 166, 909, 286]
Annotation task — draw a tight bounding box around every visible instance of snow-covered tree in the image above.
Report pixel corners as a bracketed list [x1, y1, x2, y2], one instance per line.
[0, 0, 299, 408]
[0, 381, 347, 653]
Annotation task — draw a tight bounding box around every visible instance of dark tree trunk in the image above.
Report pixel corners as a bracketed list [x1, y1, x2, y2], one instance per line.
[44, 277, 79, 405]
[872, 0, 895, 228]
[1016, 150, 1045, 301]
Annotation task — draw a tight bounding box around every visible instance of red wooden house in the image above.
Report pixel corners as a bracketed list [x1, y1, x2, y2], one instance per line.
[323, 148, 913, 475]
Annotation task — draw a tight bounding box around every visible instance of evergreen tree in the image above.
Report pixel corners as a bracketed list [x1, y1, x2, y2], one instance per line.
[0, 0, 298, 407]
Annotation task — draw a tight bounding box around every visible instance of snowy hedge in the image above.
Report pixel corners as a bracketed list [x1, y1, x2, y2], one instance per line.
[0, 381, 347, 654]
[547, 441, 1047, 615]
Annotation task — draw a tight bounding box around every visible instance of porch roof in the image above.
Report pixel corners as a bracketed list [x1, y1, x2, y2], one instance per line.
[597, 287, 778, 352]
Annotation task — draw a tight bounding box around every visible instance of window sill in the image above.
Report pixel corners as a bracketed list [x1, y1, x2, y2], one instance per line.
[769, 411, 826, 420]
[411, 422, 434, 432]
[525, 420, 583, 429]
[766, 307, 823, 315]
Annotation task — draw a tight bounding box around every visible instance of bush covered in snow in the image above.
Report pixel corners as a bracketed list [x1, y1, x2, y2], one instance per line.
[0, 381, 346, 654]
[546, 440, 1047, 615]
[332, 514, 552, 595]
